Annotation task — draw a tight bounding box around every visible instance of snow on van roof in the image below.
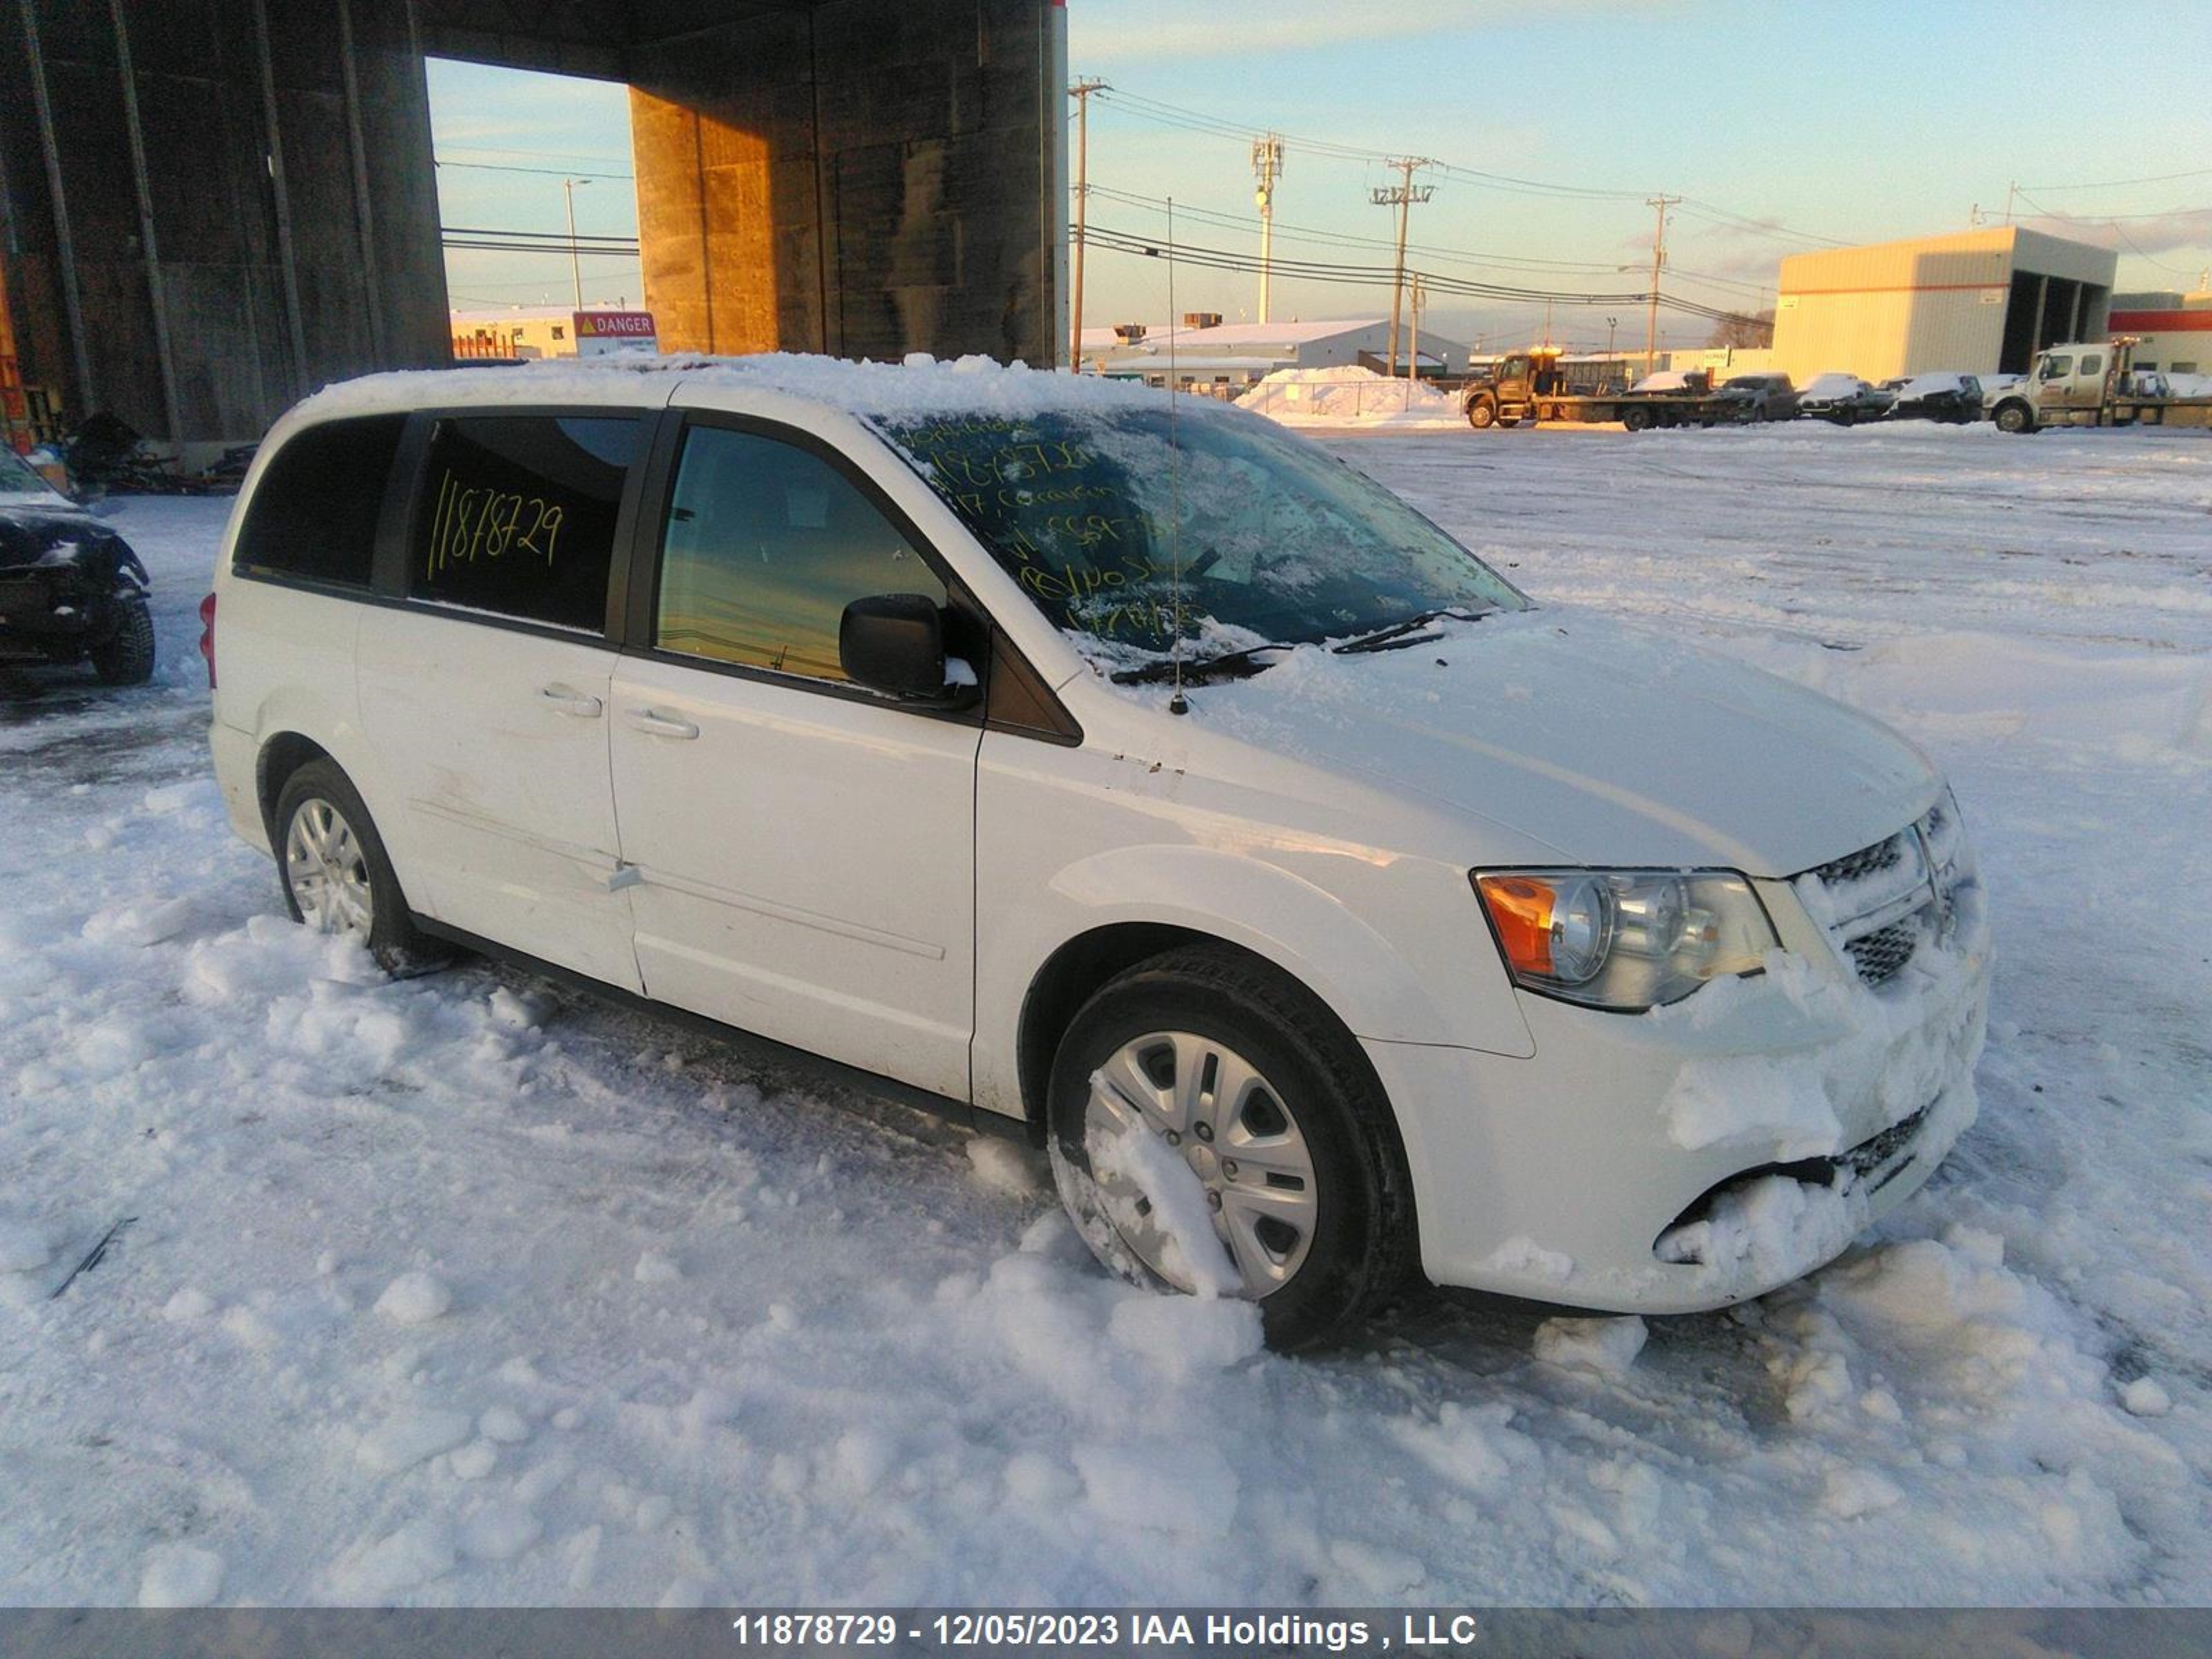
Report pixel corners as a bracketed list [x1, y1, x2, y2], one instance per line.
[292, 351, 1198, 427]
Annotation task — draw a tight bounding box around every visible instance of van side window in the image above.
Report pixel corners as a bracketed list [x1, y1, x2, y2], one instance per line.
[409, 415, 637, 632]
[232, 414, 406, 587]
[653, 426, 945, 684]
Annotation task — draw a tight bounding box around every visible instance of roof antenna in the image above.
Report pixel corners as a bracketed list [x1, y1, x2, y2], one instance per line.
[1166, 196, 1188, 716]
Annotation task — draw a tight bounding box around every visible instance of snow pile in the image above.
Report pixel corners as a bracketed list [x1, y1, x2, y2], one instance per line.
[1533, 1316, 1648, 1376]
[1236, 365, 1464, 429]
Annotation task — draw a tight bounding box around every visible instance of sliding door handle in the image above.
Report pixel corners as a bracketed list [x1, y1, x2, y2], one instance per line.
[627, 708, 700, 740]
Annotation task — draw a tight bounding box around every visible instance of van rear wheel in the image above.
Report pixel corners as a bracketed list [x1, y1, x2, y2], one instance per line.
[274, 759, 450, 975]
[1045, 946, 1413, 1350]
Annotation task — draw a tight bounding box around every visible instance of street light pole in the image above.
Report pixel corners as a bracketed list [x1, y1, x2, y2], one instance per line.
[563, 178, 592, 313]
[1069, 78, 1108, 371]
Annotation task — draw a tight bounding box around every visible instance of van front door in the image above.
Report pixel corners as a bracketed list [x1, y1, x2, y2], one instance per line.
[356, 412, 645, 991]
[608, 418, 980, 1098]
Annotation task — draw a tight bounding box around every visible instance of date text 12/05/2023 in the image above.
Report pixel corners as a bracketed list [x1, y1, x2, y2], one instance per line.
[727, 1611, 1486, 1650]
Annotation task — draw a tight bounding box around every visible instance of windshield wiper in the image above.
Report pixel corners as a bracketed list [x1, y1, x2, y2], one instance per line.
[1330, 606, 1492, 655]
[1109, 641, 1298, 686]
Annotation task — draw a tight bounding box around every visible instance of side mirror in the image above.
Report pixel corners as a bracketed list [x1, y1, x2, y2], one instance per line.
[840, 593, 952, 700]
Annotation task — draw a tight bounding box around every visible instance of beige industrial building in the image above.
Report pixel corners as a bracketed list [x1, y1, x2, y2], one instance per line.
[1769, 227, 2117, 382]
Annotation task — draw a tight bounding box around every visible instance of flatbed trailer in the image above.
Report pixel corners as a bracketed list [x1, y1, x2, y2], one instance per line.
[1527, 393, 1732, 432]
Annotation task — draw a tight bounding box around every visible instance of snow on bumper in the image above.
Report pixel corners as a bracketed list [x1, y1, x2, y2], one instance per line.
[1371, 866, 1992, 1315]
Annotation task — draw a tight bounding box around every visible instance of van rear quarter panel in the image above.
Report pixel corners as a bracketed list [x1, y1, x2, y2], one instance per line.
[209, 577, 371, 841]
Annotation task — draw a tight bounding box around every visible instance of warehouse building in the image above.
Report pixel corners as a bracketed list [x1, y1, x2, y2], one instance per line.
[1080, 316, 1470, 392]
[2109, 289, 2212, 376]
[1769, 226, 2117, 382]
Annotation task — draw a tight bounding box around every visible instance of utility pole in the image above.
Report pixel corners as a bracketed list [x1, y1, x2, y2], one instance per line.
[1409, 272, 1423, 388]
[1371, 157, 1434, 379]
[1643, 194, 1679, 377]
[2003, 180, 2017, 225]
[1069, 77, 1108, 371]
[1251, 133, 1284, 325]
[563, 177, 591, 312]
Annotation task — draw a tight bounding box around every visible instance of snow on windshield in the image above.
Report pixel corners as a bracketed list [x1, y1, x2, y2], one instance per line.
[1800, 373, 1866, 400]
[873, 403, 1527, 669]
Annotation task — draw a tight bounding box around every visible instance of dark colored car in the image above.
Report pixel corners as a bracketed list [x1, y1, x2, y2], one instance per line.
[1712, 372, 1798, 422]
[1884, 372, 1985, 424]
[1797, 373, 1893, 425]
[0, 448, 156, 684]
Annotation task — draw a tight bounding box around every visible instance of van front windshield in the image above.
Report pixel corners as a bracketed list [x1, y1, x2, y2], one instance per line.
[874, 405, 1527, 664]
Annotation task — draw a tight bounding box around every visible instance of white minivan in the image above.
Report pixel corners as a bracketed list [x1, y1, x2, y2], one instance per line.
[205, 355, 1989, 1347]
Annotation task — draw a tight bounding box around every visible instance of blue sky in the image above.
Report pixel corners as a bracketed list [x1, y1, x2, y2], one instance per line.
[429, 1, 2212, 350]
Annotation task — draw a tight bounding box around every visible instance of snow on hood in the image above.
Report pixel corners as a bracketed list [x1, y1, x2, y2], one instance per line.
[1799, 373, 1868, 401]
[1156, 609, 1938, 875]
[1897, 373, 1971, 397]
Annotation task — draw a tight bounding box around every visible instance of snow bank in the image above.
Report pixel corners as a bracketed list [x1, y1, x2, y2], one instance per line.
[1237, 365, 1464, 429]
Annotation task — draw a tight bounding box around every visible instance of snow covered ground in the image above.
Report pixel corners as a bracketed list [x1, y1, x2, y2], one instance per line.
[2, 418, 2208, 1609]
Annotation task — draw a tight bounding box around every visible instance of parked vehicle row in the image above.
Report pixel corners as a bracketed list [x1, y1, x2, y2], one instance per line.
[1463, 360, 2007, 431]
[206, 358, 1988, 1348]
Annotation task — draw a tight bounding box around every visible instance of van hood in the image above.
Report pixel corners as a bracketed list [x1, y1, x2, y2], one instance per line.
[1179, 609, 1937, 877]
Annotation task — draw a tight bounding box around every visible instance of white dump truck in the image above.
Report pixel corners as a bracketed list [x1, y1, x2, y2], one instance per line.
[1989, 337, 2212, 433]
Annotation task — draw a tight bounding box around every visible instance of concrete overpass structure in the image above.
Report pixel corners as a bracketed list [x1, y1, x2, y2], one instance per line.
[0, 0, 1066, 449]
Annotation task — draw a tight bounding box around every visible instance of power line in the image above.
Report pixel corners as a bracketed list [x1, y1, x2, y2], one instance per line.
[1084, 84, 1844, 243]
[2019, 166, 2212, 192]
[1080, 224, 1759, 326]
[2011, 191, 2205, 278]
[435, 159, 635, 180]
[1085, 184, 1777, 299]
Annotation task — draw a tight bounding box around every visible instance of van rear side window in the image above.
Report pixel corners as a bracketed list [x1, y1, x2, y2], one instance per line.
[410, 415, 638, 633]
[232, 414, 406, 587]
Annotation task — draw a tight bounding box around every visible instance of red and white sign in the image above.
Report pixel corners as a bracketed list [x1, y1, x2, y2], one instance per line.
[573, 310, 658, 357]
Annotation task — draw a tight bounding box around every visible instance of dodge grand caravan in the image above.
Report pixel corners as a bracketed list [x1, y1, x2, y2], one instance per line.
[205, 355, 1989, 1348]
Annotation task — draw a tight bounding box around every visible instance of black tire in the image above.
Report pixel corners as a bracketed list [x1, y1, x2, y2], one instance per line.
[1994, 402, 2033, 434]
[1621, 404, 1654, 433]
[1465, 397, 1498, 430]
[1045, 945, 1416, 1351]
[88, 592, 156, 686]
[272, 758, 451, 975]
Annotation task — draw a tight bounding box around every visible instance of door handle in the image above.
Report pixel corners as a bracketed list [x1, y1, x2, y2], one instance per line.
[539, 684, 603, 718]
[628, 708, 700, 740]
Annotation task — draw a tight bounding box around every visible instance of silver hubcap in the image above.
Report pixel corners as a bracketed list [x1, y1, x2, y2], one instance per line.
[285, 797, 374, 941]
[1085, 1030, 1318, 1298]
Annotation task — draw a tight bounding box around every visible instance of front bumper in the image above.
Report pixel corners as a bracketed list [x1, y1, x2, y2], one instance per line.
[1371, 866, 1991, 1314]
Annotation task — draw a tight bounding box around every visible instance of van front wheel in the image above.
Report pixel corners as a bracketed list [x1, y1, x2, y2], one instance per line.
[1045, 946, 1412, 1349]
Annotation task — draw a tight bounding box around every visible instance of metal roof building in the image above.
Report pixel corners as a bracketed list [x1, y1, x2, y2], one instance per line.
[1769, 227, 2117, 382]
[1079, 317, 1470, 390]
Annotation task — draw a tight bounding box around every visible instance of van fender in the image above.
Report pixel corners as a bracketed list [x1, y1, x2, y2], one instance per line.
[1031, 842, 1535, 1058]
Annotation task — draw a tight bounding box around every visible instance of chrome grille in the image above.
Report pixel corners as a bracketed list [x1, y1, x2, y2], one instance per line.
[1813, 834, 1905, 888]
[1844, 916, 1922, 988]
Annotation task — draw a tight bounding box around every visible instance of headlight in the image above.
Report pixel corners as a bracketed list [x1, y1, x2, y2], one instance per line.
[1473, 868, 1779, 1011]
